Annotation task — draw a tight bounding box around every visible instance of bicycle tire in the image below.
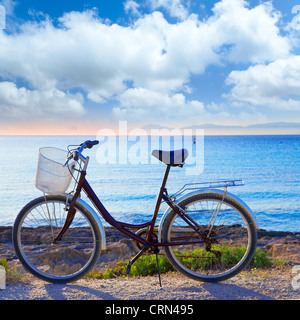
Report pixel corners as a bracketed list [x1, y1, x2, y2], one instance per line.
[13, 195, 101, 284]
[161, 192, 257, 282]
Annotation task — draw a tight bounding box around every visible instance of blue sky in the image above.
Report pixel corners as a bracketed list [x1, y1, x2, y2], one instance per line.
[0, 0, 300, 134]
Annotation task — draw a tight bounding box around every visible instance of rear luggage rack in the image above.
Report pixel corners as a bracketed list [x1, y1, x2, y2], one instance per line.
[171, 179, 244, 199]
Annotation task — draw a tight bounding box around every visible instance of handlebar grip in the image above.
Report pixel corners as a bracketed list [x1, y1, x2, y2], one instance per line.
[78, 140, 99, 150]
[85, 140, 99, 149]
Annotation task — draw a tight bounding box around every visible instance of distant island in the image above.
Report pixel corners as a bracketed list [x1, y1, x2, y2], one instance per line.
[141, 122, 300, 135]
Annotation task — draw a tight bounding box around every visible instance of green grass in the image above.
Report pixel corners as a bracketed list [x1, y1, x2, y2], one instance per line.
[85, 246, 283, 280]
[85, 254, 174, 279]
[174, 245, 273, 270]
[0, 258, 24, 283]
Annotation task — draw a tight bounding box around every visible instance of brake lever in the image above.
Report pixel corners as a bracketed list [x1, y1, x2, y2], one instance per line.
[73, 151, 79, 161]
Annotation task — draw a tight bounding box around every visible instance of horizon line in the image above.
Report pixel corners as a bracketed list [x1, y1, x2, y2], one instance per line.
[1, 132, 300, 136]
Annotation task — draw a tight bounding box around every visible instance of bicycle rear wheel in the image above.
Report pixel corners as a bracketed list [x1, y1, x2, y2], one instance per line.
[13, 195, 101, 284]
[161, 192, 257, 282]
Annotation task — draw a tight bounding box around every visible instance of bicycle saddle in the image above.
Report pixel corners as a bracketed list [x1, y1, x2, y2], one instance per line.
[151, 149, 189, 166]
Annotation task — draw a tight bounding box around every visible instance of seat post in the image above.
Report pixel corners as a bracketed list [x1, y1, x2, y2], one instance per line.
[147, 164, 171, 242]
[161, 164, 171, 191]
[154, 164, 171, 214]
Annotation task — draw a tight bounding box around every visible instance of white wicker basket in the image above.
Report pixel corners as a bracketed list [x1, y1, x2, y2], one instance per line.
[35, 147, 75, 195]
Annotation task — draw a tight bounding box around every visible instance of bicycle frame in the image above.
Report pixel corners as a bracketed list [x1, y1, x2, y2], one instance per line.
[56, 163, 208, 247]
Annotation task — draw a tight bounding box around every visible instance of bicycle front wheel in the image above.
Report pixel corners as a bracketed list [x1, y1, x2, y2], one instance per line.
[13, 195, 101, 284]
[162, 192, 257, 282]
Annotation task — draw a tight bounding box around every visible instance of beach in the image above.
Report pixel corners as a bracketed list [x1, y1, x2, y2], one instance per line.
[0, 227, 299, 300]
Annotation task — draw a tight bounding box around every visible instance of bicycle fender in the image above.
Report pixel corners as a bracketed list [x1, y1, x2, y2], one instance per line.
[158, 188, 258, 242]
[75, 197, 106, 250]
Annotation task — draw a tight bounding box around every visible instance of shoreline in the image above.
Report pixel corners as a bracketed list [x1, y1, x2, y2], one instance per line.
[1, 226, 300, 265]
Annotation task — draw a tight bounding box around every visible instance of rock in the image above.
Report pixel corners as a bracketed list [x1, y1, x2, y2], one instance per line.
[264, 243, 300, 263]
[0, 227, 12, 243]
[105, 241, 129, 255]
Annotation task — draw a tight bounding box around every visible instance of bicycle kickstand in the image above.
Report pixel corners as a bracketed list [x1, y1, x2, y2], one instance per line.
[154, 248, 162, 288]
[126, 244, 162, 288]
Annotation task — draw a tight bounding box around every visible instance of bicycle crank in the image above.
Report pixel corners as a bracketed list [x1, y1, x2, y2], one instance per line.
[132, 227, 159, 254]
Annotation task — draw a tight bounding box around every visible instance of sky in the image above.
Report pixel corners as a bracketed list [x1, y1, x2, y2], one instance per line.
[0, 0, 300, 135]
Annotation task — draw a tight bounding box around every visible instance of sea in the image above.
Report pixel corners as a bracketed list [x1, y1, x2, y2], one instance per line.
[0, 134, 299, 232]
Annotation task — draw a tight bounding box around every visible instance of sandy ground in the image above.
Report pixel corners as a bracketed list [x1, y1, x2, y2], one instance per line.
[1, 266, 299, 300]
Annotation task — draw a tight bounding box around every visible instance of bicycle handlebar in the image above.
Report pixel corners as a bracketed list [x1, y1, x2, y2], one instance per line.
[65, 140, 99, 165]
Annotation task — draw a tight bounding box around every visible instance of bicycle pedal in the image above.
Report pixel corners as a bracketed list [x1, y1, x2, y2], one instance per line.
[126, 262, 132, 275]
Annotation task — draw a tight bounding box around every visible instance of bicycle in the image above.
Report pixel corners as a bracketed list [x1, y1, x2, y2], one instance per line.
[13, 140, 258, 284]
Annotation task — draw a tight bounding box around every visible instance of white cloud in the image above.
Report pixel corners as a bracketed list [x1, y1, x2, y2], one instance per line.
[208, 0, 289, 63]
[113, 87, 268, 126]
[226, 55, 300, 110]
[115, 87, 204, 123]
[0, 0, 293, 121]
[0, 81, 85, 117]
[147, 0, 189, 20]
[124, 0, 141, 17]
[285, 5, 300, 48]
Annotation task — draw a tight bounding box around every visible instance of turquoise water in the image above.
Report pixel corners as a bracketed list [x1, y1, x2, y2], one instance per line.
[0, 135, 299, 232]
